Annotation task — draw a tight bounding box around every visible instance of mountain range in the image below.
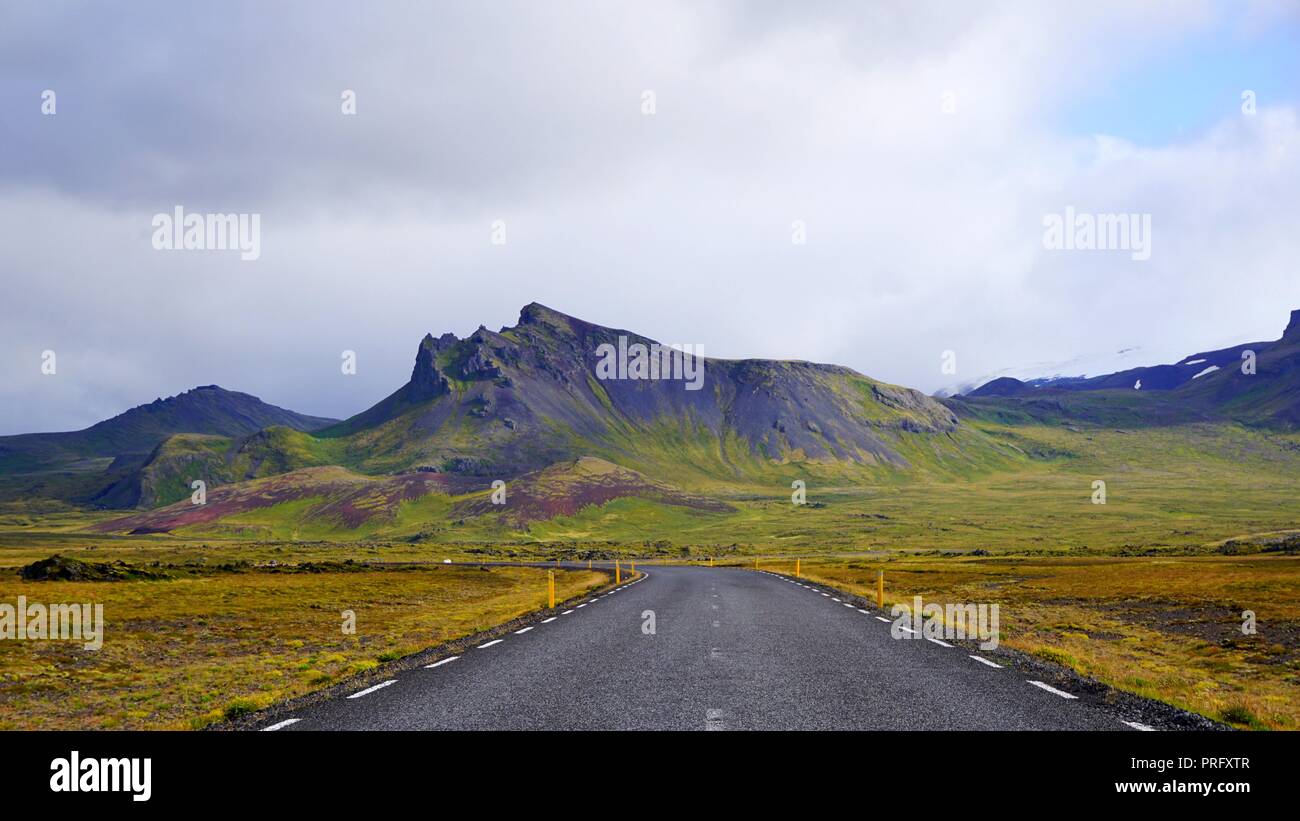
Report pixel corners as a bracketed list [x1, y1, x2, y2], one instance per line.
[951, 309, 1300, 429]
[4, 303, 1298, 535]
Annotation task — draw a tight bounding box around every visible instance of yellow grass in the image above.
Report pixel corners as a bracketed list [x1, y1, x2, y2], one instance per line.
[0, 565, 606, 730]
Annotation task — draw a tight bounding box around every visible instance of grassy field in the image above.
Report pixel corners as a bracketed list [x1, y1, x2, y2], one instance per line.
[56, 422, 1300, 560]
[753, 553, 1300, 730]
[527, 422, 1300, 554]
[0, 560, 606, 730]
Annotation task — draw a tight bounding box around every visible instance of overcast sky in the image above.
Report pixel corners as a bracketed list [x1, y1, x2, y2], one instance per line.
[2, 0, 1299, 433]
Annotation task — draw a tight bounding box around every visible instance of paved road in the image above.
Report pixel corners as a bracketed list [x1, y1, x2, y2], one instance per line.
[262, 565, 1142, 731]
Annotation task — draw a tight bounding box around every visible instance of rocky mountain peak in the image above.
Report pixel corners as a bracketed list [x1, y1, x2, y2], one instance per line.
[1284, 309, 1300, 342]
[518, 302, 571, 327]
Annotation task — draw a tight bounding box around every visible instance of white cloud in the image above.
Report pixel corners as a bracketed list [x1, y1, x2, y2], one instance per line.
[1, 0, 1298, 431]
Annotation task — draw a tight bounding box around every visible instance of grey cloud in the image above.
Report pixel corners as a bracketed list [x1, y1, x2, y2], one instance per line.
[1, 1, 1298, 434]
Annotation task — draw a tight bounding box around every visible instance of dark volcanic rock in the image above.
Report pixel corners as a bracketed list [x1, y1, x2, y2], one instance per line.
[19, 554, 163, 581]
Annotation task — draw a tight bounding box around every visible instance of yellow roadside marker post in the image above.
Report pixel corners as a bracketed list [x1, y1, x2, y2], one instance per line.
[588, 559, 592, 570]
[877, 570, 884, 608]
[795, 558, 801, 578]
[616, 559, 622, 584]
[630, 560, 635, 574]
[709, 557, 714, 568]
[548, 570, 556, 609]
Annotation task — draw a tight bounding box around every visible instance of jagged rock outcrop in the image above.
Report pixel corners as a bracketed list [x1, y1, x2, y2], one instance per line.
[320, 302, 963, 476]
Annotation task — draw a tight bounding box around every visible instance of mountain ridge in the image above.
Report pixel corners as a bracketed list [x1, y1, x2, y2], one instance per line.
[0, 385, 336, 471]
[948, 308, 1300, 430]
[961, 309, 1299, 397]
[0, 385, 339, 509]
[311, 302, 969, 482]
[19, 303, 1299, 525]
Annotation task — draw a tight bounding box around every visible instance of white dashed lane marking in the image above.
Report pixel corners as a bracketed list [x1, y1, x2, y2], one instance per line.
[514, 626, 534, 634]
[347, 680, 397, 699]
[541, 617, 557, 623]
[705, 708, 726, 730]
[424, 656, 459, 669]
[875, 617, 890, 622]
[1123, 720, 1156, 731]
[477, 639, 504, 649]
[262, 718, 301, 731]
[926, 637, 954, 648]
[969, 655, 1002, 669]
[1028, 680, 1078, 699]
[561, 610, 574, 615]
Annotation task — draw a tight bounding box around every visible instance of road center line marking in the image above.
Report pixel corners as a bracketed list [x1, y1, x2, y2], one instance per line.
[926, 637, 953, 647]
[1028, 680, 1078, 699]
[541, 616, 557, 623]
[705, 708, 725, 731]
[832, 597, 841, 602]
[968, 655, 1002, 668]
[898, 626, 917, 634]
[424, 656, 460, 668]
[347, 680, 397, 699]
[561, 610, 575, 615]
[514, 626, 534, 634]
[576, 604, 588, 608]
[1122, 720, 1156, 731]
[477, 639, 504, 649]
[262, 718, 301, 731]
[858, 609, 869, 614]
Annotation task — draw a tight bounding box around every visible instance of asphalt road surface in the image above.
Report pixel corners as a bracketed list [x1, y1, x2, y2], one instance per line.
[261, 565, 1146, 731]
